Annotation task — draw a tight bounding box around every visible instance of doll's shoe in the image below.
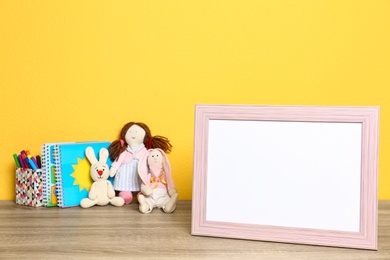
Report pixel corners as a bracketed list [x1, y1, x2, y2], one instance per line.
[164, 193, 178, 213]
[119, 191, 133, 204]
[138, 194, 151, 214]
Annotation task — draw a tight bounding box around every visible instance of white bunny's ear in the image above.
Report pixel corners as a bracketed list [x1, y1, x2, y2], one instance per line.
[85, 147, 98, 165]
[99, 148, 109, 163]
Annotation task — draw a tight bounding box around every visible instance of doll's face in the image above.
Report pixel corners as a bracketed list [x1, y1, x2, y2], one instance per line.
[148, 150, 163, 167]
[125, 124, 146, 148]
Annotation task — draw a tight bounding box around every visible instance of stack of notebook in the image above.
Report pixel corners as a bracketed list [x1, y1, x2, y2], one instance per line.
[41, 141, 111, 208]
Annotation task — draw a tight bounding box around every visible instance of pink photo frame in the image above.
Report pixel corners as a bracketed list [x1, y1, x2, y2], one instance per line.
[192, 105, 379, 250]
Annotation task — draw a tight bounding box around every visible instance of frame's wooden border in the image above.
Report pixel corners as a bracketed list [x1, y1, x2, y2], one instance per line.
[191, 105, 379, 250]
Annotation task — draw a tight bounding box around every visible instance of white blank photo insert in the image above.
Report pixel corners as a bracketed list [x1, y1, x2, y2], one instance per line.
[206, 120, 362, 232]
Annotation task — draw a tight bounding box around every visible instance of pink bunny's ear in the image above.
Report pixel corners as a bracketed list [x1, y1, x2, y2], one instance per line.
[138, 149, 152, 185]
[158, 149, 175, 190]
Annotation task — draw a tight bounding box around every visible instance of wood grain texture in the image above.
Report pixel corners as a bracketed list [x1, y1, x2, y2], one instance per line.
[0, 200, 389, 260]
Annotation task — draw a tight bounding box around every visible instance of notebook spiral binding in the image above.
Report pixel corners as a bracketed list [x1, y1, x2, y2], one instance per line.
[41, 144, 58, 207]
[54, 144, 64, 208]
[41, 144, 48, 206]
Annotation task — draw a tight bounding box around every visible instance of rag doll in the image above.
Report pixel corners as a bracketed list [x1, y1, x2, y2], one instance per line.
[108, 122, 172, 204]
[80, 147, 125, 208]
[137, 148, 178, 213]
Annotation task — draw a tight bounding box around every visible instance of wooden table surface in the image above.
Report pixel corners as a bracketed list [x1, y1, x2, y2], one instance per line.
[0, 200, 389, 259]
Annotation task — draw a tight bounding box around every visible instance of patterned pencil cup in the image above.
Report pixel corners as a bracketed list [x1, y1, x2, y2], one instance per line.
[15, 168, 43, 207]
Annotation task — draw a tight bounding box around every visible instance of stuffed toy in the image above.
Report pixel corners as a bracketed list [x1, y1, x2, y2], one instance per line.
[108, 122, 172, 205]
[137, 148, 178, 213]
[80, 147, 125, 208]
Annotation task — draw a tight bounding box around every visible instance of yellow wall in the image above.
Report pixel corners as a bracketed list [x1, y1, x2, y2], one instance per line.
[1, 1, 389, 200]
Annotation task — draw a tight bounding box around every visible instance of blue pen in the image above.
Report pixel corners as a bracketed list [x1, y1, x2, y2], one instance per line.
[30, 157, 39, 169]
[29, 158, 38, 170]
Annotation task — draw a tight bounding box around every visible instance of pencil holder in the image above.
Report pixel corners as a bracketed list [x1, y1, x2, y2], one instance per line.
[15, 168, 43, 207]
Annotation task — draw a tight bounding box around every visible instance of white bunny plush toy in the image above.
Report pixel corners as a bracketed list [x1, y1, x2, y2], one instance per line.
[80, 147, 125, 208]
[137, 148, 178, 213]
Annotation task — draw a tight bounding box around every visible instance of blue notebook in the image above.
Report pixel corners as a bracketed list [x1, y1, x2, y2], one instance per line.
[54, 141, 112, 208]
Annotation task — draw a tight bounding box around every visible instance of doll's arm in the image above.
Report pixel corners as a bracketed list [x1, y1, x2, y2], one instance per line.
[141, 184, 153, 197]
[109, 167, 118, 177]
[141, 174, 153, 196]
[168, 188, 177, 197]
[106, 181, 115, 199]
[167, 177, 177, 196]
[110, 152, 126, 177]
[89, 183, 98, 200]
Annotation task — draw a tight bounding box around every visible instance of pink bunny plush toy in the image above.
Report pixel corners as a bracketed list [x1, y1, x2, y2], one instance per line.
[137, 148, 178, 213]
[80, 147, 125, 208]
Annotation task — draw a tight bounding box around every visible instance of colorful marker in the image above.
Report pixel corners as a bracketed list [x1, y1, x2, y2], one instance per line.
[13, 154, 21, 168]
[18, 154, 26, 168]
[23, 157, 31, 169]
[36, 155, 41, 168]
[30, 157, 39, 169]
[14, 149, 41, 169]
[29, 158, 38, 170]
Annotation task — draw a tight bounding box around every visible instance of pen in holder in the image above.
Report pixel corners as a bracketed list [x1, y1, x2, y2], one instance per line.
[15, 168, 43, 207]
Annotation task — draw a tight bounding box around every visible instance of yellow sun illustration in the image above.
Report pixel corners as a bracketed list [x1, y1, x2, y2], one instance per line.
[70, 157, 93, 192]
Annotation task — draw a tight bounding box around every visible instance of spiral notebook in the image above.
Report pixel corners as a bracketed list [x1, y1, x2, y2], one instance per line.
[54, 141, 112, 208]
[41, 142, 74, 207]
